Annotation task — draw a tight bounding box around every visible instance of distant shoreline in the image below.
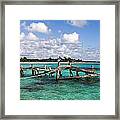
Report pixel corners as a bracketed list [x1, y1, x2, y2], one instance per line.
[20, 61, 100, 64]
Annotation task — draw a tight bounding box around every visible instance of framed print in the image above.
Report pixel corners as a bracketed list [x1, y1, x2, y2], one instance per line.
[0, 0, 119, 119]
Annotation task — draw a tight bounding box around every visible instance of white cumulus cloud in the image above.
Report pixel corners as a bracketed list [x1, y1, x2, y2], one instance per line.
[26, 32, 39, 40]
[67, 20, 87, 28]
[63, 32, 79, 43]
[28, 22, 49, 33]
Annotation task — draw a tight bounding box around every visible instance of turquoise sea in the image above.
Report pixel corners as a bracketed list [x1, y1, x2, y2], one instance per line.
[20, 62, 100, 100]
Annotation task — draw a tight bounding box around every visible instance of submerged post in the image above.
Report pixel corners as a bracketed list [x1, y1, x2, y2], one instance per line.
[31, 64, 35, 76]
[20, 67, 24, 77]
[55, 70, 58, 83]
[56, 71, 57, 80]
[32, 68, 37, 76]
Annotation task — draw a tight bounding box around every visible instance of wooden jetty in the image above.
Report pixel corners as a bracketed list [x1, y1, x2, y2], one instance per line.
[57, 74, 99, 80]
[20, 62, 100, 82]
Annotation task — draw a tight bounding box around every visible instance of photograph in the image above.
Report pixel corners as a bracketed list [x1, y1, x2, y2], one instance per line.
[1, 0, 118, 118]
[20, 20, 100, 100]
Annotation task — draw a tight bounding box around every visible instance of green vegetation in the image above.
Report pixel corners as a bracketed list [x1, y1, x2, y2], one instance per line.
[20, 57, 100, 63]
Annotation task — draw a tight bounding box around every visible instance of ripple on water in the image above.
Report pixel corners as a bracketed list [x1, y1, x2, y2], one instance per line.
[20, 77, 100, 100]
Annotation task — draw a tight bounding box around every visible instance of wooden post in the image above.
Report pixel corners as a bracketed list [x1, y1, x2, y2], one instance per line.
[32, 68, 34, 76]
[69, 67, 73, 77]
[36, 68, 39, 75]
[59, 70, 62, 78]
[57, 68, 60, 79]
[20, 67, 24, 77]
[45, 65, 47, 70]
[56, 70, 58, 82]
[58, 61, 60, 66]
[35, 68, 37, 75]
[76, 69, 79, 76]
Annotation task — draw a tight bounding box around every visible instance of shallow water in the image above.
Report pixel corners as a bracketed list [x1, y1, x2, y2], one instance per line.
[20, 63, 100, 100]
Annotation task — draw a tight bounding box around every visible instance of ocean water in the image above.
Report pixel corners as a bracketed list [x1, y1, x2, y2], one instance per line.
[20, 63, 100, 100]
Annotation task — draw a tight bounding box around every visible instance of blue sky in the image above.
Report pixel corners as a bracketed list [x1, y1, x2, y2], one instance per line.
[20, 20, 100, 61]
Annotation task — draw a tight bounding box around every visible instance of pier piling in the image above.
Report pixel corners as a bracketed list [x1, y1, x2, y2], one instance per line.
[20, 67, 24, 77]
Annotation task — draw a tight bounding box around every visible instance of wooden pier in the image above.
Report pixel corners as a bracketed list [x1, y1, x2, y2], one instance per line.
[20, 62, 100, 82]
